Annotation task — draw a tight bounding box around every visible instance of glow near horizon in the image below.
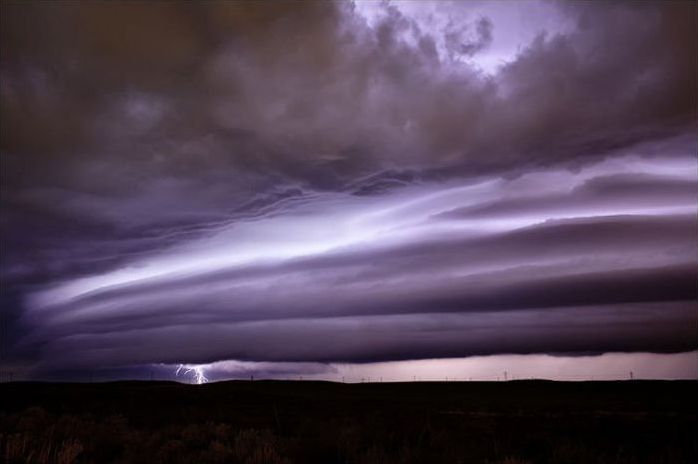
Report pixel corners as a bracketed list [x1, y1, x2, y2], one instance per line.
[166, 351, 698, 384]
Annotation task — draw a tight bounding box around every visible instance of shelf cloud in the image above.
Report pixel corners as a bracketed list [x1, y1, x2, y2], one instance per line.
[1, 1, 696, 380]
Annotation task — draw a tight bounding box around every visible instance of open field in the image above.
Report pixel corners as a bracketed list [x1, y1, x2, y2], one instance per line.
[1, 380, 696, 463]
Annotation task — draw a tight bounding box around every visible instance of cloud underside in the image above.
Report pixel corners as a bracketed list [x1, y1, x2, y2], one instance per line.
[26, 172, 698, 369]
[1, 1, 697, 374]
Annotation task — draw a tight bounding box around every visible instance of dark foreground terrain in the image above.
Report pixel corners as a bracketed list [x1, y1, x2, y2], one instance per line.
[1, 380, 696, 463]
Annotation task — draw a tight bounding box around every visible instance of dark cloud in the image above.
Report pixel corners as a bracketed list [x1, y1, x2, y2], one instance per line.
[1, 1, 696, 377]
[3, 1, 694, 185]
[32, 302, 697, 370]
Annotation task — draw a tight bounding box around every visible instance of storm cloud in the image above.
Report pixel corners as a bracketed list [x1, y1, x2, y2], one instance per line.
[1, 1, 696, 379]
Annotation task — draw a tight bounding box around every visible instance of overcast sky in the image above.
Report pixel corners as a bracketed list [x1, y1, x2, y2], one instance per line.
[1, 1, 696, 383]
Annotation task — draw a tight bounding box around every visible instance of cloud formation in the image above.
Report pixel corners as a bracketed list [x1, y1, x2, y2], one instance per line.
[18, 154, 698, 374]
[1, 1, 696, 378]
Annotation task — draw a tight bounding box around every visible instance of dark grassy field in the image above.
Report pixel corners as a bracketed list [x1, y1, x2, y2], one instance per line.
[1, 380, 696, 463]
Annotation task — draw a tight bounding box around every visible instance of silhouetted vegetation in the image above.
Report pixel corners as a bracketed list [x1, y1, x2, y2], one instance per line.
[1, 380, 696, 463]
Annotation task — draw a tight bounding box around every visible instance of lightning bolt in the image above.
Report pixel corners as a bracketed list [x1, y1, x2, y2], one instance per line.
[176, 364, 208, 384]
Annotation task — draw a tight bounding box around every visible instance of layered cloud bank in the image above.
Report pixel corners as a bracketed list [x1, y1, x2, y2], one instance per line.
[1, 1, 696, 379]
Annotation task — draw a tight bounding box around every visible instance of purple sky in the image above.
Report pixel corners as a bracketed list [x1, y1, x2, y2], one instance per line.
[1, 1, 696, 382]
